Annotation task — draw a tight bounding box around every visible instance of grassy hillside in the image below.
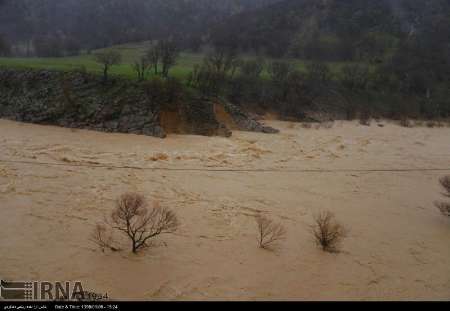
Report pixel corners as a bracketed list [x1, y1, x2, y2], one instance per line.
[0, 42, 354, 81]
[0, 42, 203, 80]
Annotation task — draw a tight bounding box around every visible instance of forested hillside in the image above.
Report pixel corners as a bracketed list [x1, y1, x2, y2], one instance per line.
[0, 0, 280, 55]
[211, 0, 450, 60]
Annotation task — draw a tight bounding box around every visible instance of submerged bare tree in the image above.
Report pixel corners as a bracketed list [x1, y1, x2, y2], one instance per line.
[435, 176, 450, 217]
[110, 193, 178, 253]
[255, 215, 286, 250]
[438, 176, 450, 198]
[90, 224, 119, 252]
[435, 202, 450, 217]
[312, 211, 347, 253]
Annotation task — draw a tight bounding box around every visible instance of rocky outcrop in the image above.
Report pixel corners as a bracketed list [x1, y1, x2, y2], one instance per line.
[0, 69, 277, 138]
[0, 69, 168, 137]
[181, 98, 232, 137]
[222, 101, 279, 134]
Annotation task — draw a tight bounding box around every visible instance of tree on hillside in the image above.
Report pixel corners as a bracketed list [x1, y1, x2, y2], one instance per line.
[228, 57, 265, 105]
[159, 39, 179, 78]
[94, 50, 122, 83]
[144, 40, 179, 78]
[240, 58, 265, 79]
[132, 56, 152, 81]
[0, 34, 11, 56]
[205, 45, 240, 78]
[62, 36, 82, 57]
[189, 45, 240, 97]
[146, 43, 161, 76]
[378, 1, 450, 119]
[268, 61, 293, 85]
[33, 35, 64, 57]
[339, 64, 371, 119]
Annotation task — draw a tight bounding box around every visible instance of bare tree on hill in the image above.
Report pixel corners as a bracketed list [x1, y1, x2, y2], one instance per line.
[94, 50, 122, 83]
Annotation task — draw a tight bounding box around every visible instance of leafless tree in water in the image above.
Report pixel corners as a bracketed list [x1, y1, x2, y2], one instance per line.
[110, 193, 178, 253]
[255, 215, 286, 250]
[312, 211, 347, 253]
[435, 176, 450, 217]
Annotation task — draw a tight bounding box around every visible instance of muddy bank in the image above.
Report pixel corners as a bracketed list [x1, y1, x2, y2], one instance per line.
[0, 69, 278, 138]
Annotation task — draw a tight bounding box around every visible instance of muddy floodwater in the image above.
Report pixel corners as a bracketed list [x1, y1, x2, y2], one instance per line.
[0, 119, 449, 300]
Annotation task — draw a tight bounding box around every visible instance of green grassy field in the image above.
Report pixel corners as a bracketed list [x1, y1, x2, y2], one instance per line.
[0, 41, 352, 81]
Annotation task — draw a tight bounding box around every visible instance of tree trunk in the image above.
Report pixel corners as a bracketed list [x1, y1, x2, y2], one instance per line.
[103, 65, 108, 83]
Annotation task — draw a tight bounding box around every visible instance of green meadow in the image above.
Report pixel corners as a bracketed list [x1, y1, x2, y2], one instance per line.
[0, 41, 354, 81]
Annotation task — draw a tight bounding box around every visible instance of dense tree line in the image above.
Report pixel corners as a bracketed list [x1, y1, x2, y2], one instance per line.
[0, 34, 11, 56]
[0, 0, 280, 56]
[188, 0, 449, 120]
[2, 0, 447, 66]
[186, 43, 450, 121]
[210, 0, 447, 61]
